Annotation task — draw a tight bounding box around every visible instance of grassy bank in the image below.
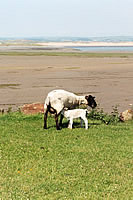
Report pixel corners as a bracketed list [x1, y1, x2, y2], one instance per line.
[0, 51, 133, 57]
[0, 112, 133, 199]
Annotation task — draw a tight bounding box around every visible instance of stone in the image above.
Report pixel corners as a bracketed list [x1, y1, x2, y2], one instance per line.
[21, 103, 44, 114]
[120, 109, 133, 121]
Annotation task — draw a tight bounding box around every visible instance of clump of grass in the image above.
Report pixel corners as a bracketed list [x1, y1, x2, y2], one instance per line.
[7, 106, 12, 113]
[88, 105, 120, 124]
[17, 107, 22, 113]
[0, 108, 4, 115]
[0, 84, 20, 89]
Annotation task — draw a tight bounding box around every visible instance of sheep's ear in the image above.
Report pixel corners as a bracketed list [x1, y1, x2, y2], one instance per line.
[88, 95, 95, 99]
[85, 96, 88, 100]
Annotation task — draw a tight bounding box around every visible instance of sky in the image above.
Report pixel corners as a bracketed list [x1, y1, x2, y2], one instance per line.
[0, 0, 133, 37]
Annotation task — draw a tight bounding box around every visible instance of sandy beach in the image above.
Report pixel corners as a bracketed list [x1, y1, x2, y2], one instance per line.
[0, 52, 133, 113]
[36, 41, 133, 47]
[1, 40, 133, 47]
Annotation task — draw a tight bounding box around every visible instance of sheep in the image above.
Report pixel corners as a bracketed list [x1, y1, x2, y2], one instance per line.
[61, 108, 90, 129]
[44, 89, 97, 130]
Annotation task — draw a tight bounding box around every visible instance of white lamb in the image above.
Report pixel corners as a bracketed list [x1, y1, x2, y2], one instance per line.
[61, 108, 89, 129]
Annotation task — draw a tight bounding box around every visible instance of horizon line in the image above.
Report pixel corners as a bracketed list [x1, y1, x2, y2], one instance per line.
[0, 35, 133, 39]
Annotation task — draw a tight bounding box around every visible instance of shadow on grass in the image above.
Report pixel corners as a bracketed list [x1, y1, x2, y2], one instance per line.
[46, 119, 101, 130]
[62, 121, 101, 129]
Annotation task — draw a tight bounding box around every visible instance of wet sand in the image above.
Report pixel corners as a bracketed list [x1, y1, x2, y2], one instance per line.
[0, 54, 133, 113]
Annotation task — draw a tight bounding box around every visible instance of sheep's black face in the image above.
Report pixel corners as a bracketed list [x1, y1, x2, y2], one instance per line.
[85, 95, 97, 109]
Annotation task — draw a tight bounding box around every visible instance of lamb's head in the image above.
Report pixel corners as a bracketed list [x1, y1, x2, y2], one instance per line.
[85, 95, 97, 109]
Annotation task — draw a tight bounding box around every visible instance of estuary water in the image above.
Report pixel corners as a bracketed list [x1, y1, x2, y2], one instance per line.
[70, 46, 133, 52]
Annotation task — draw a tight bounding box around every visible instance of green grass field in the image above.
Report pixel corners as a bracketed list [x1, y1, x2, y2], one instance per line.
[0, 51, 133, 58]
[0, 112, 133, 199]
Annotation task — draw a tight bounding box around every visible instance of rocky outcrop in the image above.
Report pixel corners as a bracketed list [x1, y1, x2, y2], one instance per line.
[120, 109, 133, 121]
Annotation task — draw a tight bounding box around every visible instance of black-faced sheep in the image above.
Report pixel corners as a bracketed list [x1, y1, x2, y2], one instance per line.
[44, 89, 97, 130]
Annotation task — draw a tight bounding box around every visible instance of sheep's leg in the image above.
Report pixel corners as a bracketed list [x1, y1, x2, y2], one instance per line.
[44, 109, 48, 129]
[55, 113, 61, 130]
[59, 114, 64, 127]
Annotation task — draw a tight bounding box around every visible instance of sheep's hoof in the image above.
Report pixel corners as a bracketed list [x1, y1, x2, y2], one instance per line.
[43, 126, 47, 129]
[56, 126, 61, 130]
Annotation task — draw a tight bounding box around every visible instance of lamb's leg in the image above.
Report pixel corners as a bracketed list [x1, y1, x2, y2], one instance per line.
[55, 113, 61, 130]
[81, 116, 88, 129]
[84, 117, 88, 129]
[80, 118, 84, 128]
[44, 109, 48, 129]
[68, 118, 73, 129]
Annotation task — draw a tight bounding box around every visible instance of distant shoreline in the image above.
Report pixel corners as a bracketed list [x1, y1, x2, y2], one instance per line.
[1, 41, 133, 53]
[1, 41, 133, 47]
